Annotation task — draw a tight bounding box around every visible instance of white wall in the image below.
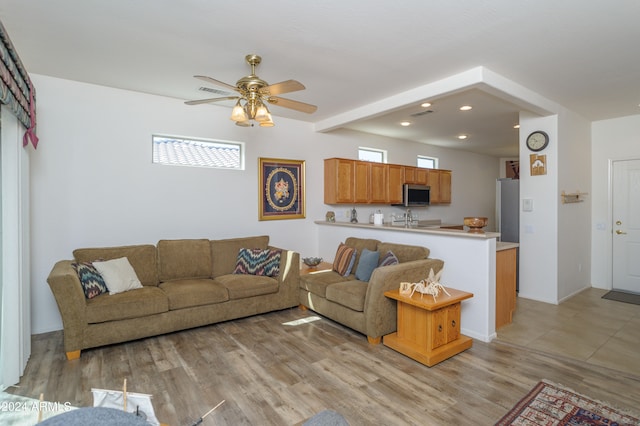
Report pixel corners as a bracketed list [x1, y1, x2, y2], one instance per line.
[591, 114, 640, 289]
[557, 110, 591, 301]
[30, 74, 501, 333]
[518, 113, 559, 303]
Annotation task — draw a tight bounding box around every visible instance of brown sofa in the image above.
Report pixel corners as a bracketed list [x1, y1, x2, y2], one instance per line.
[299, 237, 444, 343]
[47, 235, 299, 359]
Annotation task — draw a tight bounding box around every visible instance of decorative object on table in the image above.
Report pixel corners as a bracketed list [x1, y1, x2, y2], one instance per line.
[399, 268, 450, 302]
[399, 281, 412, 295]
[529, 153, 547, 176]
[259, 157, 305, 220]
[325, 211, 335, 222]
[463, 216, 488, 233]
[495, 379, 640, 425]
[350, 207, 358, 223]
[302, 257, 323, 267]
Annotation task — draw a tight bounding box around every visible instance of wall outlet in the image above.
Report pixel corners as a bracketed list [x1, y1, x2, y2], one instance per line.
[345, 209, 351, 218]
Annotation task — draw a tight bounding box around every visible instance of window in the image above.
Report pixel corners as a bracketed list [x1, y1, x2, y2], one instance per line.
[358, 147, 386, 163]
[417, 155, 438, 169]
[152, 135, 244, 170]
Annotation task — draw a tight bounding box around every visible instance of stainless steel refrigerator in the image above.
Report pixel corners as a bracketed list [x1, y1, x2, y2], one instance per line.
[496, 178, 519, 243]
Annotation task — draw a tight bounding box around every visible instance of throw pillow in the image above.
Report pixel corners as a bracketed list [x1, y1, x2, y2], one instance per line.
[355, 249, 380, 282]
[233, 248, 281, 277]
[92, 257, 143, 295]
[333, 243, 357, 276]
[71, 261, 108, 299]
[379, 250, 399, 267]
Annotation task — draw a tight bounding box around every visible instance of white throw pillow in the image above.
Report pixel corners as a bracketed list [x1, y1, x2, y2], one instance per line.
[92, 257, 143, 295]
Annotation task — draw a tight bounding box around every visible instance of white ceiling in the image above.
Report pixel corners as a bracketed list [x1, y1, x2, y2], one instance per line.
[2, 1, 639, 157]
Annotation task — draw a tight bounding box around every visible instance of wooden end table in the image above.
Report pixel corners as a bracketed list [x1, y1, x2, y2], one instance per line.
[383, 287, 473, 367]
[300, 261, 333, 275]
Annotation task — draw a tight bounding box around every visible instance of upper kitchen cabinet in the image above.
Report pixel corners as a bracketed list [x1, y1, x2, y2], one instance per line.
[403, 166, 428, 185]
[324, 158, 450, 205]
[427, 169, 452, 204]
[324, 158, 356, 204]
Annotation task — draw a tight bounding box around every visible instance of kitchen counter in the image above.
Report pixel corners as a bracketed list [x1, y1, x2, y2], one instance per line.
[496, 241, 519, 251]
[315, 220, 500, 239]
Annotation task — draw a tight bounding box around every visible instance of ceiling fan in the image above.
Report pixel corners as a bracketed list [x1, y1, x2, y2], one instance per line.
[185, 54, 317, 127]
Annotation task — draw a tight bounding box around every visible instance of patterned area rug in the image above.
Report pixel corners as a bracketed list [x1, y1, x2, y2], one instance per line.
[496, 380, 640, 425]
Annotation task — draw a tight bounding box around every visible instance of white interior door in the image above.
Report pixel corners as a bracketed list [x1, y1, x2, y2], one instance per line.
[612, 159, 640, 293]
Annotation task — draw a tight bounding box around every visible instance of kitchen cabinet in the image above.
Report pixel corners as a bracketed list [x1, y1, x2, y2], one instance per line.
[324, 158, 356, 204]
[388, 164, 404, 204]
[354, 161, 370, 203]
[427, 169, 452, 204]
[369, 162, 388, 203]
[404, 166, 428, 185]
[496, 247, 517, 329]
[324, 158, 451, 205]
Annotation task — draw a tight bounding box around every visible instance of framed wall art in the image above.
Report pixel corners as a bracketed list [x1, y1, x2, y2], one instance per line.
[258, 157, 306, 220]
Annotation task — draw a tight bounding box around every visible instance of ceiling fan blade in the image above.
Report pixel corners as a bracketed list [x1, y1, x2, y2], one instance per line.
[261, 80, 305, 96]
[185, 96, 239, 106]
[193, 75, 239, 93]
[267, 96, 317, 114]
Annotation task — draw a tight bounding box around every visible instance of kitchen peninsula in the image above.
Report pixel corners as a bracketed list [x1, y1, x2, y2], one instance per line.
[314, 220, 513, 342]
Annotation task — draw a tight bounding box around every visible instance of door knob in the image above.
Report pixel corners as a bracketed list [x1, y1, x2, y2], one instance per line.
[616, 229, 627, 235]
[616, 220, 622, 225]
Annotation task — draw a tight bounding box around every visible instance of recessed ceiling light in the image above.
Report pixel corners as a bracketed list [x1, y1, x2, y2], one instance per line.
[457, 134, 468, 140]
[400, 121, 411, 126]
[421, 102, 432, 108]
[513, 124, 520, 129]
[459, 105, 472, 111]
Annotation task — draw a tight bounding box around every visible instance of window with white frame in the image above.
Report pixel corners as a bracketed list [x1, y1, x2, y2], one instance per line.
[152, 135, 244, 170]
[358, 147, 387, 163]
[417, 155, 438, 169]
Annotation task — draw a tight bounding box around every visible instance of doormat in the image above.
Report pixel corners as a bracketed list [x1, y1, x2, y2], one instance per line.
[602, 290, 640, 305]
[495, 380, 640, 425]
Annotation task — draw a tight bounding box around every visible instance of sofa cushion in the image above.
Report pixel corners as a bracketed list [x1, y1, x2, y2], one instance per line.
[378, 250, 400, 267]
[73, 244, 159, 286]
[354, 249, 380, 282]
[157, 239, 212, 282]
[300, 271, 356, 298]
[211, 236, 270, 277]
[93, 257, 144, 295]
[233, 248, 281, 277]
[325, 280, 368, 312]
[344, 237, 380, 272]
[377, 242, 429, 263]
[159, 279, 229, 310]
[72, 261, 108, 299]
[86, 286, 169, 324]
[333, 243, 356, 276]
[215, 274, 279, 299]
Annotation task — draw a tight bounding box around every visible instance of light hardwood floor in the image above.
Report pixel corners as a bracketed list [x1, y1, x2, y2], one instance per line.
[6, 290, 640, 425]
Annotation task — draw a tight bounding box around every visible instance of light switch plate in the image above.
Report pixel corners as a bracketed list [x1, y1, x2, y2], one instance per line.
[523, 198, 533, 212]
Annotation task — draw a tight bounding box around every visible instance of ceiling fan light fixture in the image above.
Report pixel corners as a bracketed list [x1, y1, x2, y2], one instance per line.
[231, 100, 248, 122]
[259, 113, 275, 127]
[254, 102, 270, 122]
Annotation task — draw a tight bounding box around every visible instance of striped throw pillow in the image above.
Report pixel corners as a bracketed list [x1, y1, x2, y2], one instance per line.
[332, 243, 357, 276]
[378, 250, 399, 267]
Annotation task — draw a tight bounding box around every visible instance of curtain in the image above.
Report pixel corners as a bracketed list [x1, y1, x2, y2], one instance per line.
[0, 20, 38, 149]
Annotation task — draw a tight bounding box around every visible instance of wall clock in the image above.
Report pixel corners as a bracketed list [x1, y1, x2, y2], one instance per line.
[526, 130, 549, 152]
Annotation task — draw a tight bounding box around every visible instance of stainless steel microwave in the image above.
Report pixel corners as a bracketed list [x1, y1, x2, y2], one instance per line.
[394, 184, 430, 206]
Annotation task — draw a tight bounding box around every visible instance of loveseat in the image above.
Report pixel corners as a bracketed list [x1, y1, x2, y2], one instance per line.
[299, 237, 444, 343]
[47, 235, 299, 360]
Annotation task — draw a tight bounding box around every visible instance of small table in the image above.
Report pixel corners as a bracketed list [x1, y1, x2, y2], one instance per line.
[300, 261, 333, 275]
[383, 287, 473, 367]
